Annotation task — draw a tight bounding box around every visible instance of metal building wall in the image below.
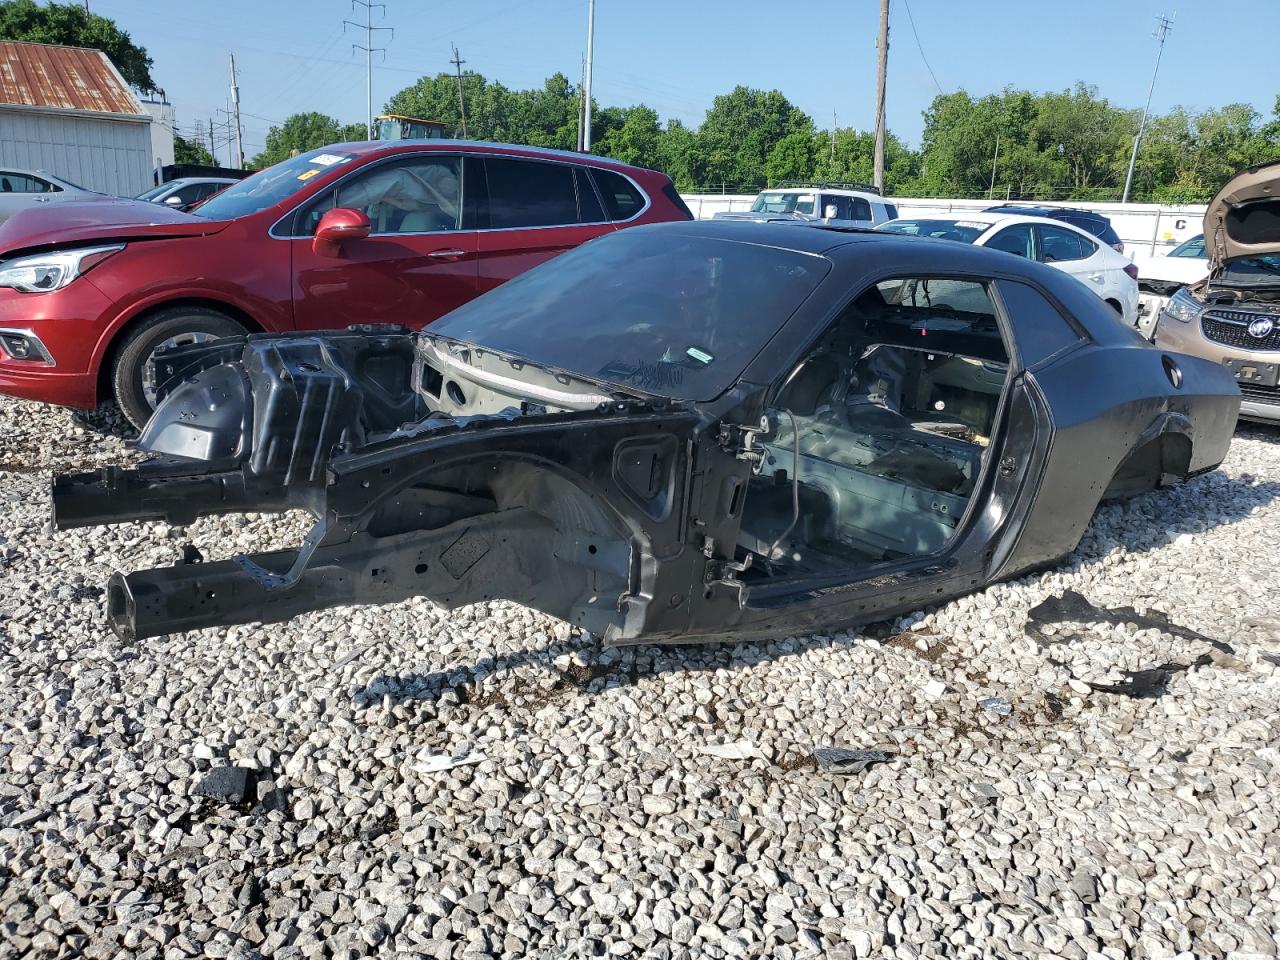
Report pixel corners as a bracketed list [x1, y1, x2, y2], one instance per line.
[0, 108, 152, 196]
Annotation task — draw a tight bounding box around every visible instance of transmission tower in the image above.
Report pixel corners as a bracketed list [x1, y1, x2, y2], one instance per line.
[345, 1, 393, 139]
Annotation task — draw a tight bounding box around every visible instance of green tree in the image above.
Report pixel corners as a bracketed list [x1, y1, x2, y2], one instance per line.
[694, 86, 814, 190]
[655, 119, 699, 190]
[0, 0, 154, 89]
[249, 112, 363, 169]
[764, 130, 818, 185]
[595, 105, 661, 168]
[173, 134, 214, 166]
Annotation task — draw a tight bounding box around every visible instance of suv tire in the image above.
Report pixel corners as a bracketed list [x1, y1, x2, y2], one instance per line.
[111, 306, 248, 428]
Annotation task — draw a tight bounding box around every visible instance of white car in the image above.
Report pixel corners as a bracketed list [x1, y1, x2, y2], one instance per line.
[713, 184, 899, 229]
[1133, 234, 1209, 338]
[0, 168, 102, 224]
[879, 213, 1140, 324]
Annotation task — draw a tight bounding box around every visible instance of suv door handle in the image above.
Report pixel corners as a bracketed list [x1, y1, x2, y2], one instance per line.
[428, 248, 467, 261]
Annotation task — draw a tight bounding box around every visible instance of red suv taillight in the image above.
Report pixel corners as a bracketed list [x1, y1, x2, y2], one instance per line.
[1123, 263, 1139, 281]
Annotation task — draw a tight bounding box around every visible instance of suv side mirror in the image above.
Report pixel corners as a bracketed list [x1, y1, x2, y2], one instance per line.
[162, 194, 183, 206]
[313, 207, 371, 256]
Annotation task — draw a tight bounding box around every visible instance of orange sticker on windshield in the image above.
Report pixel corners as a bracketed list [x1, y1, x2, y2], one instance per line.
[296, 169, 321, 181]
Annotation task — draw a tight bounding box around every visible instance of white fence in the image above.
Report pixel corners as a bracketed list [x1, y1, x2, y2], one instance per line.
[680, 193, 1207, 259]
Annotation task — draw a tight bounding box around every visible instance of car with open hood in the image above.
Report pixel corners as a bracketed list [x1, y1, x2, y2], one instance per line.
[53, 220, 1239, 646]
[1152, 161, 1280, 423]
[0, 141, 691, 427]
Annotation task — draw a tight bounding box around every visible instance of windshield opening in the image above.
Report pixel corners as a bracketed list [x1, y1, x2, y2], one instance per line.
[193, 148, 356, 220]
[428, 229, 830, 402]
[135, 184, 171, 201]
[750, 192, 815, 216]
[878, 219, 987, 244]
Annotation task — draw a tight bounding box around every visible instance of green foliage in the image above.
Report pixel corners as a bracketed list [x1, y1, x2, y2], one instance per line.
[0, 0, 153, 89]
[249, 113, 366, 169]
[173, 134, 214, 167]
[256, 70, 1279, 201]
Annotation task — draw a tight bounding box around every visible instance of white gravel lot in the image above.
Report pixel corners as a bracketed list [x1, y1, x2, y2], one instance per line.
[1, 395, 1279, 960]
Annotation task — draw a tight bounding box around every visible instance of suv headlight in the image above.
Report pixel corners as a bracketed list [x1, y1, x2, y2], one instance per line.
[1161, 286, 1201, 324]
[0, 244, 124, 293]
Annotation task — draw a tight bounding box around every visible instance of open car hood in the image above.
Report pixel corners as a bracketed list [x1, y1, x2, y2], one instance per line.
[1204, 159, 1280, 267]
[0, 198, 230, 256]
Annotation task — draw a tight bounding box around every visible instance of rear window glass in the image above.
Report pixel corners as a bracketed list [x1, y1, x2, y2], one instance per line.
[594, 169, 646, 221]
[878, 219, 986, 243]
[429, 229, 830, 401]
[486, 158, 578, 228]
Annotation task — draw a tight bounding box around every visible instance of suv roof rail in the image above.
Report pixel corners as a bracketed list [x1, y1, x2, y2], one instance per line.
[773, 180, 883, 196]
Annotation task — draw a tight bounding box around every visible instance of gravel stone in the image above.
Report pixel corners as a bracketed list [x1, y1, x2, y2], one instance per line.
[1, 397, 1278, 959]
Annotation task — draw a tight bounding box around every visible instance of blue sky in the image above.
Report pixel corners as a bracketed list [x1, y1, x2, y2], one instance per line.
[94, 0, 1276, 163]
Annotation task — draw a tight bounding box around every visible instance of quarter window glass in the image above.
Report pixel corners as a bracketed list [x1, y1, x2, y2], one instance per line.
[593, 169, 646, 221]
[575, 167, 606, 223]
[1037, 225, 1094, 262]
[986, 224, 1034, 258]
[851, 197, 872, 221]
[996, 279, 1082, 366]
[486, 158, 578, 228]
[884, 203, 899, 219]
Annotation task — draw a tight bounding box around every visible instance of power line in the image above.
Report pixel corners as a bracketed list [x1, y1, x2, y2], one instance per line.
[345, 0, 393, 139]
[901, 0, 943, 96]
[1122, 13, 1174, 204]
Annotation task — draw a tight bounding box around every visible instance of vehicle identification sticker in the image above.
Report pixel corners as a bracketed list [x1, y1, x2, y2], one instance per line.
[310, 153, 352, 166]
[954, 220, 988, 229]
[296, 169, 322, 181]
[686, 346, 713, 364]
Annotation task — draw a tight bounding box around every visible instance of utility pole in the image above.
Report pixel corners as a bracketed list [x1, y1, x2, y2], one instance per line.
[228, 53, 244, 168]
[450, 44, 468, 138]
[582, 0, 595, 151]
[872, 0, 890, 193]
[1122, 13, 1174, 204]
[577, 56, 587, 151]
[988, 132, 1000, 200]
[208, 116, 216, 161]
[345, 0, 393, 139]
[831, 110, 837, 163]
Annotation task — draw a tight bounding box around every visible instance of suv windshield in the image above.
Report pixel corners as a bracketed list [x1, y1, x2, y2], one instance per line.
[878, 219, 987, 243]
[1171, 235, 1206, 258]
[193, 149, 356, 220]
[135, 184, 171, 201]
[429, 228, 830, 401]
[750, 192, 816, 216]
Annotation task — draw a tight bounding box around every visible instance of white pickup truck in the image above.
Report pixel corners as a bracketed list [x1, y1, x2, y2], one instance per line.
[713, 183, 898, 229]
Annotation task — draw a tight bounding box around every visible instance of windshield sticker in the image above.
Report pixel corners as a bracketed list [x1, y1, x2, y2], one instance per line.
[310, 153, 352, 167]
[954, 220, 988, 229]
[685, 346, 713, 364]
[296, 169, 321, 181]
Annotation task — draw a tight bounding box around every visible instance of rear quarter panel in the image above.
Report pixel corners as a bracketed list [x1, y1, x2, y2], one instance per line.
[1002, 341, 1238, 575]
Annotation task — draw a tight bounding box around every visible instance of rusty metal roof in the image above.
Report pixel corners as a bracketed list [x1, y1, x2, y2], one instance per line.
[0, 41, 143, 116]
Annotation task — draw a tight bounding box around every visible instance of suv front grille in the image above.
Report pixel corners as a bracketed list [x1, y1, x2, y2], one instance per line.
[1202, 309, 1280, 351]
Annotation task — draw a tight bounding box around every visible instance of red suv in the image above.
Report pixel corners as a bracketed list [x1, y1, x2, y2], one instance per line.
[0, 141, 692, 426]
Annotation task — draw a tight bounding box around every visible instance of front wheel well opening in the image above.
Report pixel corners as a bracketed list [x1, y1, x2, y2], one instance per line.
[96, 298, 264, 405]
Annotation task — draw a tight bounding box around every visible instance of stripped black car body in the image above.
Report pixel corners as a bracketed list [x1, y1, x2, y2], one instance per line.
[52, 222, 1240, 644]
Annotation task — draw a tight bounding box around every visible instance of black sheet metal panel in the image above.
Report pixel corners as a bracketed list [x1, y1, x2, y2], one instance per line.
[52, 221, 1241, 644]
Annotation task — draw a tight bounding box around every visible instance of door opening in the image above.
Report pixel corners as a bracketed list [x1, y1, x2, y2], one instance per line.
[737, 276, 1012, 582]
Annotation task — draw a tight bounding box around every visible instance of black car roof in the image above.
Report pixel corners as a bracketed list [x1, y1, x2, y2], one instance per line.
[985, 204, 1102, 219]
